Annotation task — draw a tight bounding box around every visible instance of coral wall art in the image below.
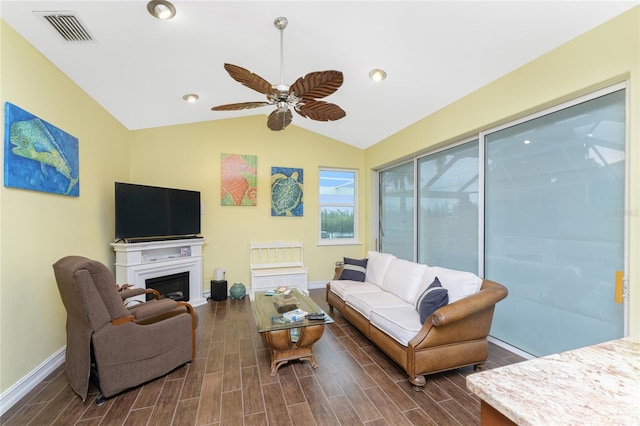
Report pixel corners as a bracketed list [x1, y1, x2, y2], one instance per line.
[4, 102, 79, 196]
[271, 167, 303, 217]
[221, 153, 257, 206]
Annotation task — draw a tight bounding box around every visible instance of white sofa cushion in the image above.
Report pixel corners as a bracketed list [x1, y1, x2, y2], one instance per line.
[329, 279, 382, 301]
[425, 266, 482, 304]
[369, 307, 422, 347]
[345, 291, 408, 319]
[381, 258, 428, 305]
[365, 251, 396, 286]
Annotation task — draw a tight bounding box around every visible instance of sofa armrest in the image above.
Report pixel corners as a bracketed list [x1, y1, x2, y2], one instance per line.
[333, 266, 344, 280]
[431, 279, 508, 327]
[408, 279, 507, 350]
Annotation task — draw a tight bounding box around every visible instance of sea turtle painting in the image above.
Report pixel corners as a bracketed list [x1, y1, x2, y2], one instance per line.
[271, 167, 303, 216]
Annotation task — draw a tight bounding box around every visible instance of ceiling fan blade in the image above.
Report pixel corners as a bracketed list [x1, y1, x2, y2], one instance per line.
[296, 100, 346, 122]
[289, 70, 344, 100]
[223, 63, 275, 96]
[211, 101, 271, 111]
[267, 108, 293, 131]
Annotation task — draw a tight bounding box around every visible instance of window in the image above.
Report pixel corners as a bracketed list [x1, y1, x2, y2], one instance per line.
[319, 169, 357, 243]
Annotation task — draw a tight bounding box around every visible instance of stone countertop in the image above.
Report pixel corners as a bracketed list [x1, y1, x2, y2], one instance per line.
[467, 336, 640, 425]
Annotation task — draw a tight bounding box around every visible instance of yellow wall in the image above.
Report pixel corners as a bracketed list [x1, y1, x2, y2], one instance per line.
[128, 118, 365, 288]
[2, 5, 639, 402]
[0, 22, 131, 394]
[365, 7, 640, 335]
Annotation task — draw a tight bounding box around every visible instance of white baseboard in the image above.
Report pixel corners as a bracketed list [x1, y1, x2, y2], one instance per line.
[202, 281, 329, 299]
[0, 346, 66, 417]
[308, 280, 328, 290]
[488, 336, 535, 360]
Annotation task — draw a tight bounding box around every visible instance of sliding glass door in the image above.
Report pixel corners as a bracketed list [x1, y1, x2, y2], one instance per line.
[379, 162, 414, 260]
[417, 141, 479, 273]
[485, 88, 626, 356]
[377, 85, 627, 357]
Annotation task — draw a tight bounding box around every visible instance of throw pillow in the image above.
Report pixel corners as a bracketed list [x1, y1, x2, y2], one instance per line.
[416, 277, 449, 324]
[340, 257, 368, 282]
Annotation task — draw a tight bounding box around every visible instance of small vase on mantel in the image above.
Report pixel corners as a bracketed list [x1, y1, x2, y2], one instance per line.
[229, 283, 246, 299]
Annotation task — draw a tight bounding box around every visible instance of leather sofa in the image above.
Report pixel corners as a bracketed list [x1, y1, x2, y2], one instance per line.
[326, 251, 508, 388]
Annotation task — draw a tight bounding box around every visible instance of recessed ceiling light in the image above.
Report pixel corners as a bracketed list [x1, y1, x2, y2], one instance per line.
[147, 1, 176, 20]
[183, 94, 199, 103]
[369, 69, 387, 82]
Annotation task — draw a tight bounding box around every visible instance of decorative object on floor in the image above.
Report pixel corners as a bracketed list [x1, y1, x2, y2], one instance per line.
[221, 153, 257, 206]
[211, 17, 346, 131]
[271, 166, 303, 216]
[4, 102, 79, 196]
[229, 282, 246, 299]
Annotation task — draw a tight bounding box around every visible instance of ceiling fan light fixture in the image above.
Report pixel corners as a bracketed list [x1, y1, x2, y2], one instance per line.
[182, 93, 199, 103]
[147, 1, 176, 20]
[369, 69, 387, 82]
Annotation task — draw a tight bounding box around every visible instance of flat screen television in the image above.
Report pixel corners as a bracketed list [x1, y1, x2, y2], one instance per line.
[115, 182, 201, 242]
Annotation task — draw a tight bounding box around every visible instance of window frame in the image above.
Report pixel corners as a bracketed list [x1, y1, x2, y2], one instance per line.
[318, 167, 359, 246]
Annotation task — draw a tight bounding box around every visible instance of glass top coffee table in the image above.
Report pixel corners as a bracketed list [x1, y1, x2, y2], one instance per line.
[252, 289, 334, 375]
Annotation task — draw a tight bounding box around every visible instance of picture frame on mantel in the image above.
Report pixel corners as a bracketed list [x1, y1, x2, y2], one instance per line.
[4, 102, 79, 196]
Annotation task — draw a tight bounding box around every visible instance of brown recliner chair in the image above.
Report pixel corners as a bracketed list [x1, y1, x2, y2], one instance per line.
[53, 256, 197, 403]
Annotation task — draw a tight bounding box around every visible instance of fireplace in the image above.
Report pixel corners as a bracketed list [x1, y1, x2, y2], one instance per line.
[111, 238, 207, 307]
[146, 272, 190, 301]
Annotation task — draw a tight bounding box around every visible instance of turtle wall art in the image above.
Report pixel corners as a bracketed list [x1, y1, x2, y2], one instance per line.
[271, 167, 303, 217]
[221, 153, 257, 206]
[4, 102, 79, 196]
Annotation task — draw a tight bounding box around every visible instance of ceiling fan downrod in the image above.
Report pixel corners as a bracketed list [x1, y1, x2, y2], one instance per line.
[274, 17, 288, 90]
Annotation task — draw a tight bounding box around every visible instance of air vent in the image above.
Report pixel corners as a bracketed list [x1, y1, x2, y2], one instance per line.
[35, 11, 93, 42]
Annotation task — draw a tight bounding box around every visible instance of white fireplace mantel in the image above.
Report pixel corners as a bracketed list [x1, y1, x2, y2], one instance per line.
[111, 238, 207, 307]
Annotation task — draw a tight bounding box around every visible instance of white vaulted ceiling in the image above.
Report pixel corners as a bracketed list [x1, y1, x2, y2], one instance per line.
[1, 1, 637, 148]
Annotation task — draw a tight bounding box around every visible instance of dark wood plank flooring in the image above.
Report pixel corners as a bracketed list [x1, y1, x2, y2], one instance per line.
[1, 289, 525, 425]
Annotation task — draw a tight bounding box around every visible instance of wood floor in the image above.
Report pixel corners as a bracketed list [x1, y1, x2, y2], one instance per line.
[1, 289, 525, 426]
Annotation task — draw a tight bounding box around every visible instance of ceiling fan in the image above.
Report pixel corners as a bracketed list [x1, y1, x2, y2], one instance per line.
[211, 17, 346, 131]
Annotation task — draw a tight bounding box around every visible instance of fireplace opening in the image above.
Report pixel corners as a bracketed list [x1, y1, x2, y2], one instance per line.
[145, 272, 190, 301]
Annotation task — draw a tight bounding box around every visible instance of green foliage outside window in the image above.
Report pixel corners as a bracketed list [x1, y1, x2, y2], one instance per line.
[321, 209, 354, 238]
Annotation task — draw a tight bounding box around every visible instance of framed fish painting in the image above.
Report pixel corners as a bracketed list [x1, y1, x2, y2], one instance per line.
[220, 153, 257, 206]
[4, 102, 79, 196]
[271, 167, 303, 217]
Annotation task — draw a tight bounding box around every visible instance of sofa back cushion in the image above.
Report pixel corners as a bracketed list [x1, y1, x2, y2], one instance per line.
[381, 258, 428, 304]
[425, 266, 482, 304]
[365, 251, 396, 287]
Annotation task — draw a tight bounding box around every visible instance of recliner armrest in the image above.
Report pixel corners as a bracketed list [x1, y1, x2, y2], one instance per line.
[128, 298, 178, 321]
[431, 279, 508, 327]
[120, 287, 161, 301]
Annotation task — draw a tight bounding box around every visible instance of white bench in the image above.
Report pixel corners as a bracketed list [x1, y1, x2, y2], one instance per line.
[249, 241, 308, 299]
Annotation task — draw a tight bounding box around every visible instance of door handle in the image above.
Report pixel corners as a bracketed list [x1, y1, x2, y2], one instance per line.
[615, 270, 624, 304]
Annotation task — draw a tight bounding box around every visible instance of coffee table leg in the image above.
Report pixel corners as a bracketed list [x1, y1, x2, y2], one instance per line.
[270, 354, 318, 376]
[264, 325, 325, 375]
